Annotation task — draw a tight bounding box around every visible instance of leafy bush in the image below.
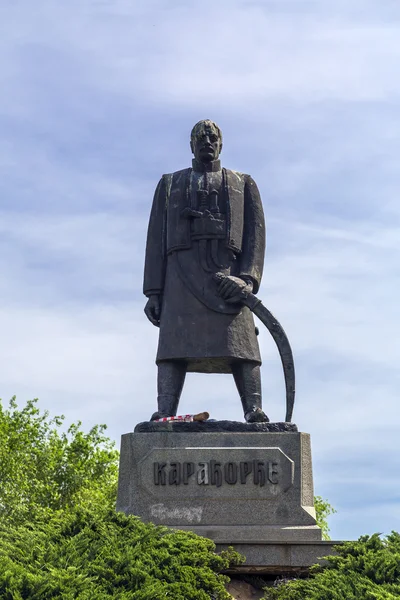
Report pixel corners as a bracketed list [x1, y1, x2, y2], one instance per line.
[0, 398, 241, 598]
[263, 533, 400, 599]
[0, 504, 242, 599]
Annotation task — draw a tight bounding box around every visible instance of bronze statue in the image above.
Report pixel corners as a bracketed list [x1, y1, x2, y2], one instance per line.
[143, 120, 293, 423]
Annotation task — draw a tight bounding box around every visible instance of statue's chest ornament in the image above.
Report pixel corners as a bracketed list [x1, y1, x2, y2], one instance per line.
[181, 187, 227, 272]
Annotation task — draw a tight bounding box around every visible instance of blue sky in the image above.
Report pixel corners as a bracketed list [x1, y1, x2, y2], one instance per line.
[1, 0, 399, 540]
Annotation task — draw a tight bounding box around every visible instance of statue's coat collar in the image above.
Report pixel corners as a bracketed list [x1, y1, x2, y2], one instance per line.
[192, 158, 221, 173]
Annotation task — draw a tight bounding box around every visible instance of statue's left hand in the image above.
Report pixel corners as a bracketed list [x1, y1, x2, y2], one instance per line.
[216, 275, 253, 304]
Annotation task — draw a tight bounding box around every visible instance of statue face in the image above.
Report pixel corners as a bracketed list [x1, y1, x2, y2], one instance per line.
[191, 126, 222, 163]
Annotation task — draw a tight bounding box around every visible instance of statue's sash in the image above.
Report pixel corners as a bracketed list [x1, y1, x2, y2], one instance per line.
[173, 251, 241, 315]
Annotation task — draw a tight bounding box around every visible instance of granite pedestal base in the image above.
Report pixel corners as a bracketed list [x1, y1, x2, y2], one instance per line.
[117, 428, 322, 563]
[220, 540, 338, 575]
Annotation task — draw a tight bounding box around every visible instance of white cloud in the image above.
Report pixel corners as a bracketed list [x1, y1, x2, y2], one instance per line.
[1, 0, 400, 124]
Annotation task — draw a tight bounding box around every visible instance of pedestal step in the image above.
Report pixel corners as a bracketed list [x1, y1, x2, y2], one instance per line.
[219, 540, 340, 575]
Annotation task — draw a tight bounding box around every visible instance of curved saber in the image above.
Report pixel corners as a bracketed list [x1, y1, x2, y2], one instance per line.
[243, 293, 296, 423]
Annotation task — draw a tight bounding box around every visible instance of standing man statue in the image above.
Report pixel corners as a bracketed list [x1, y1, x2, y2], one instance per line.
[143, 120, 268, 423]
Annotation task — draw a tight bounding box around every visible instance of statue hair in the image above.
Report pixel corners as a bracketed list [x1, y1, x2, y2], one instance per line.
[190, 120, 222, 144]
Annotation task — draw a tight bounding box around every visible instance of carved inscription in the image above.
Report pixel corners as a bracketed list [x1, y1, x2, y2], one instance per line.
[154, 460, 279, 486]
[139, 447, 294, 499]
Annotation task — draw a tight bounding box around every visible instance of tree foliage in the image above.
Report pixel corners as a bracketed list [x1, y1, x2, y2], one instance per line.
[314, 496, 336, 541]
[263, 533, 400, 599]
[0, 397, 118, 524]
[0, 398, 242, 599]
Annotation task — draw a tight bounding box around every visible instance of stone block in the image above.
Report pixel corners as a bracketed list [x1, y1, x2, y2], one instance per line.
[116, 429, 322, 543]
[220, 540, 339, 575]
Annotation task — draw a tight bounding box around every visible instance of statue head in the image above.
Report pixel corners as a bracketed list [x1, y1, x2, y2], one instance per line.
[190, 119, 223, 163]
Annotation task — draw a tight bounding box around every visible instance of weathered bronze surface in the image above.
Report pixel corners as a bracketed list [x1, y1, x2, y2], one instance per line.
[143, 119, 295, 423]
[135, 421, 298, 433]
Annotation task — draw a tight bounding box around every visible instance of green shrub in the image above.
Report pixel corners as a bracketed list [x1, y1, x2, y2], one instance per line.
[263, 533, 400, 599]
[0, 398, 242, 598]
[0, 504, 242, 599]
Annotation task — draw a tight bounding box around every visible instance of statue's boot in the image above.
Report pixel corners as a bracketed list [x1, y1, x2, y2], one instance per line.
[241, 393, 269, 423]
[150, 394, 179, 421]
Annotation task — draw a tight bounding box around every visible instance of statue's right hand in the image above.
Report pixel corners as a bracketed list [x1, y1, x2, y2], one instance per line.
[144, 295, 161, 327]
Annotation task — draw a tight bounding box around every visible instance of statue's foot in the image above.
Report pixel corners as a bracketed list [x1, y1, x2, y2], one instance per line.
[244, 408, 270, 423]
[150, 412, 173, 421]
[151, 395, 179, 421]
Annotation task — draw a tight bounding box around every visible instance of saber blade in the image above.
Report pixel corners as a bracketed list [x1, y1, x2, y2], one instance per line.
[243, 293, 296, 422]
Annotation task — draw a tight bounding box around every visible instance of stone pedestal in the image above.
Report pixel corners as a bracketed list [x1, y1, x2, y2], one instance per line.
[116, 427, 322, 550]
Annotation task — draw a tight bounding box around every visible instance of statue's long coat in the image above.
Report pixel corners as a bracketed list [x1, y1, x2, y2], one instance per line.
[143, 166, 266, 373]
